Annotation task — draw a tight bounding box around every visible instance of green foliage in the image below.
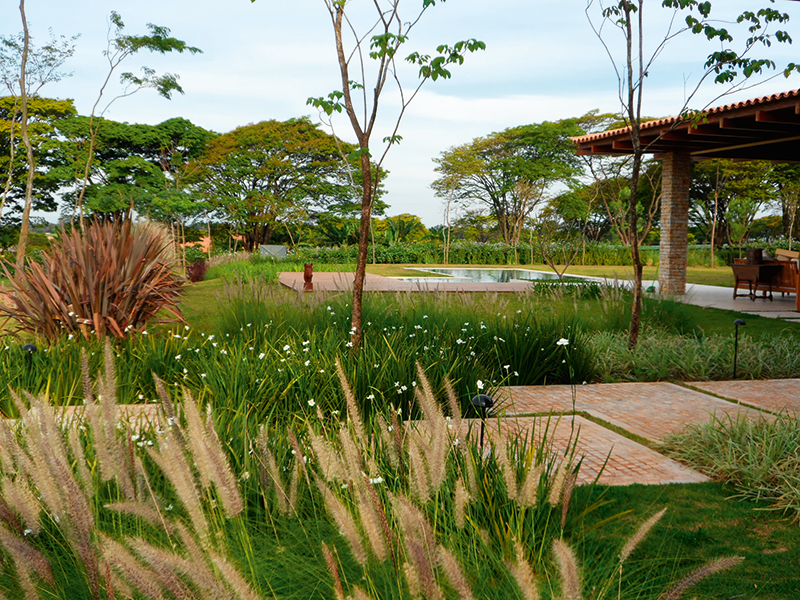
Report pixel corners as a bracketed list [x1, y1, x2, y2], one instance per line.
[187, 118, 358, 251]
[0, 218, 184, 340]
[432, 119, 582, 245]
[589, 329, 800, 382]
[664, 414, 800, 521]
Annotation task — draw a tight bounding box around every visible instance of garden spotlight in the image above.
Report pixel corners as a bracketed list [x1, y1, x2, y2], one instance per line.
[22, 343, 37, 369]
[471, 393, 494, 449]
[733, 319, 746, 379]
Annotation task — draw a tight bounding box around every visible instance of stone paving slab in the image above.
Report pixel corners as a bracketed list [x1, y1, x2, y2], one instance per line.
[498, 382, 769, 442]
[689, 379, 800, 414]
[278, 272, 533, 293]
[452, 416, 708, 486]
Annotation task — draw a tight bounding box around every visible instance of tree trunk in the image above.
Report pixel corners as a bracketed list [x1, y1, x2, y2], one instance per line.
[351, 150, 373, 350]
[15, 0, 34, 272]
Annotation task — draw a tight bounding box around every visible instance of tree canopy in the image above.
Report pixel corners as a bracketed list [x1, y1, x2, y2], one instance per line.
[189, 118, 360, 250]
[432, 120, 582, 245]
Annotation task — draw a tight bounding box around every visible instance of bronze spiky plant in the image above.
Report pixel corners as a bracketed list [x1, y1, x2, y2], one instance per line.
[0, 218, 184, 340]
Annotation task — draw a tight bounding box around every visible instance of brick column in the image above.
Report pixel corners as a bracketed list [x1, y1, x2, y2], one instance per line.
[658, 152, 692, 295]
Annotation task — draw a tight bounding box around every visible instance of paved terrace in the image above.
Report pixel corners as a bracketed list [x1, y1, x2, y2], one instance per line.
[279, 271, 534, 293]
[479, 379, 800, 486]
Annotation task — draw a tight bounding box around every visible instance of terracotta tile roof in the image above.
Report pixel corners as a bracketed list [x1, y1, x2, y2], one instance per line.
[572, 88, 800, 144]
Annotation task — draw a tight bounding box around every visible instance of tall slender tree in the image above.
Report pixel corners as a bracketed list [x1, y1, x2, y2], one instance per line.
[304, 0, 484, 349]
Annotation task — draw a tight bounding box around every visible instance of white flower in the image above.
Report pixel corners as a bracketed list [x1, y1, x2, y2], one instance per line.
[208, 335, 215, 340]
[557, 338, 569, 346]
[503, 365, 510, 370]
[319, 369, 325, 373]
[305, 360, 310, 366]
[258, 353, 266, 360]
[241, 471, 250, 481]
[345, 341, 353, 348]
[367, 394, 375, 400]
[477, 380, 484, 390]
[456, 338, 465, 344]
[308, 399, 316, 407]
[302, 340, 310, 346]
[175, 355, 181, 360]
[283, 344, 291, 352]
[201, 373, 207, 378]
[369, 477, 384, 485]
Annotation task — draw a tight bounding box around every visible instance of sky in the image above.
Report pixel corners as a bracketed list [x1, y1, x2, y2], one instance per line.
[4, 0, 800, 226]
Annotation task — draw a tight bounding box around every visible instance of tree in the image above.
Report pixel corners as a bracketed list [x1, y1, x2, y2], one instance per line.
[75, 11, 202, 224]
[304, 0, 484, 349]
[771, 164, 800, 249]
[0, 28, 77, 225]
[3, 6, 78, 268]
[432, 120, 581, 245]
[0, 96, 76, 245]
[190, 118, 357, 251]
[587, 0, 797, 347]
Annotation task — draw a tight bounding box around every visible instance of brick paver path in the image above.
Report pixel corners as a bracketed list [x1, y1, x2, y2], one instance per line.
[689, 379, 800, 414]
[499, 382, 769, 442]
[454, 415, 708, 486]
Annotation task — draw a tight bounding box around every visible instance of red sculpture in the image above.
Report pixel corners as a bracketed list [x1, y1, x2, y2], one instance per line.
[303, 263, 314, 292]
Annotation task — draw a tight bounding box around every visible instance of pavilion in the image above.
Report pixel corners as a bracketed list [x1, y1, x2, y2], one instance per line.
[572, 89, 800, 297]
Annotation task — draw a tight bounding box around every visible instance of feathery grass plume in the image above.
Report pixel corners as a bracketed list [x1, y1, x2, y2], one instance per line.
[465, 450, 478, 497]
[438, 546, 475, 600]
[81, 350, 134, 498]
[336, 360, 366, 443]
[507, 540, 539, 600]
[123, 539, 189, 599]
[2, 476, 40, 535]
[552, 539, 581, 600]
[392, 493, 442, 599]
[620, 508, 667, 563]
[15, 391, 100, 596]
[657, 556, 744, 600]
[67, 426, 92, 495]
[517, 463, 543, 509]
[173, 523, 229, 596]
[338, 424, 367, 489]
[182, 391, 214, 490]
[316, 479, 367, 566]
[497, 444, 519, 500]
[414, 363, 444, 424]
[288, 461, 300, 513]
[104, 502, 165, 529]
[547, 460, 568, 506]
[183, 392, 243, 518]
[444, 376, 462, 429]
[403, 561, 423, 600]
[561, 470, 577, 530]
[389, 406, 405, 473]
[375, 414, 398, 467]
[322, 542, 345, 600]
[348, 586, 374, 600]
[263, 445, 290, 515]
[407, 435, 431, 503]
[101, 534, 167, 600]
[308, 425, 345, 482]
[0, 523, 55, 600]
[8, 391, 64, 519]
[147, 439, 209, 540]
[209, 550, 262, 600]
[454, 478, 469, 529]
[355, 485, 388, 562]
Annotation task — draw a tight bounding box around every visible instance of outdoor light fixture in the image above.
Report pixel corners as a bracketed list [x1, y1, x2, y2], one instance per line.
[22, 343, 38, 368]
[471, 393, 494, 448]
[733, 319, 746, 379]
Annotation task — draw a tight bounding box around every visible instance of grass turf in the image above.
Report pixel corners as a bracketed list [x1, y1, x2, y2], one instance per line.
[577, 482, 800, 599]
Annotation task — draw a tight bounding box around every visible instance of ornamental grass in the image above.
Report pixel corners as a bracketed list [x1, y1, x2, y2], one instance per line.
[0, 218, 184, 340]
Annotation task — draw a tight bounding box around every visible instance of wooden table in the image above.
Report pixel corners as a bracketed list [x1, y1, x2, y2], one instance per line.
[732, 264, 783, 301]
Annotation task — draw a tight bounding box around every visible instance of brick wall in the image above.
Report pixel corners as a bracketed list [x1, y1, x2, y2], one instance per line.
[658, 152, 692, 295]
